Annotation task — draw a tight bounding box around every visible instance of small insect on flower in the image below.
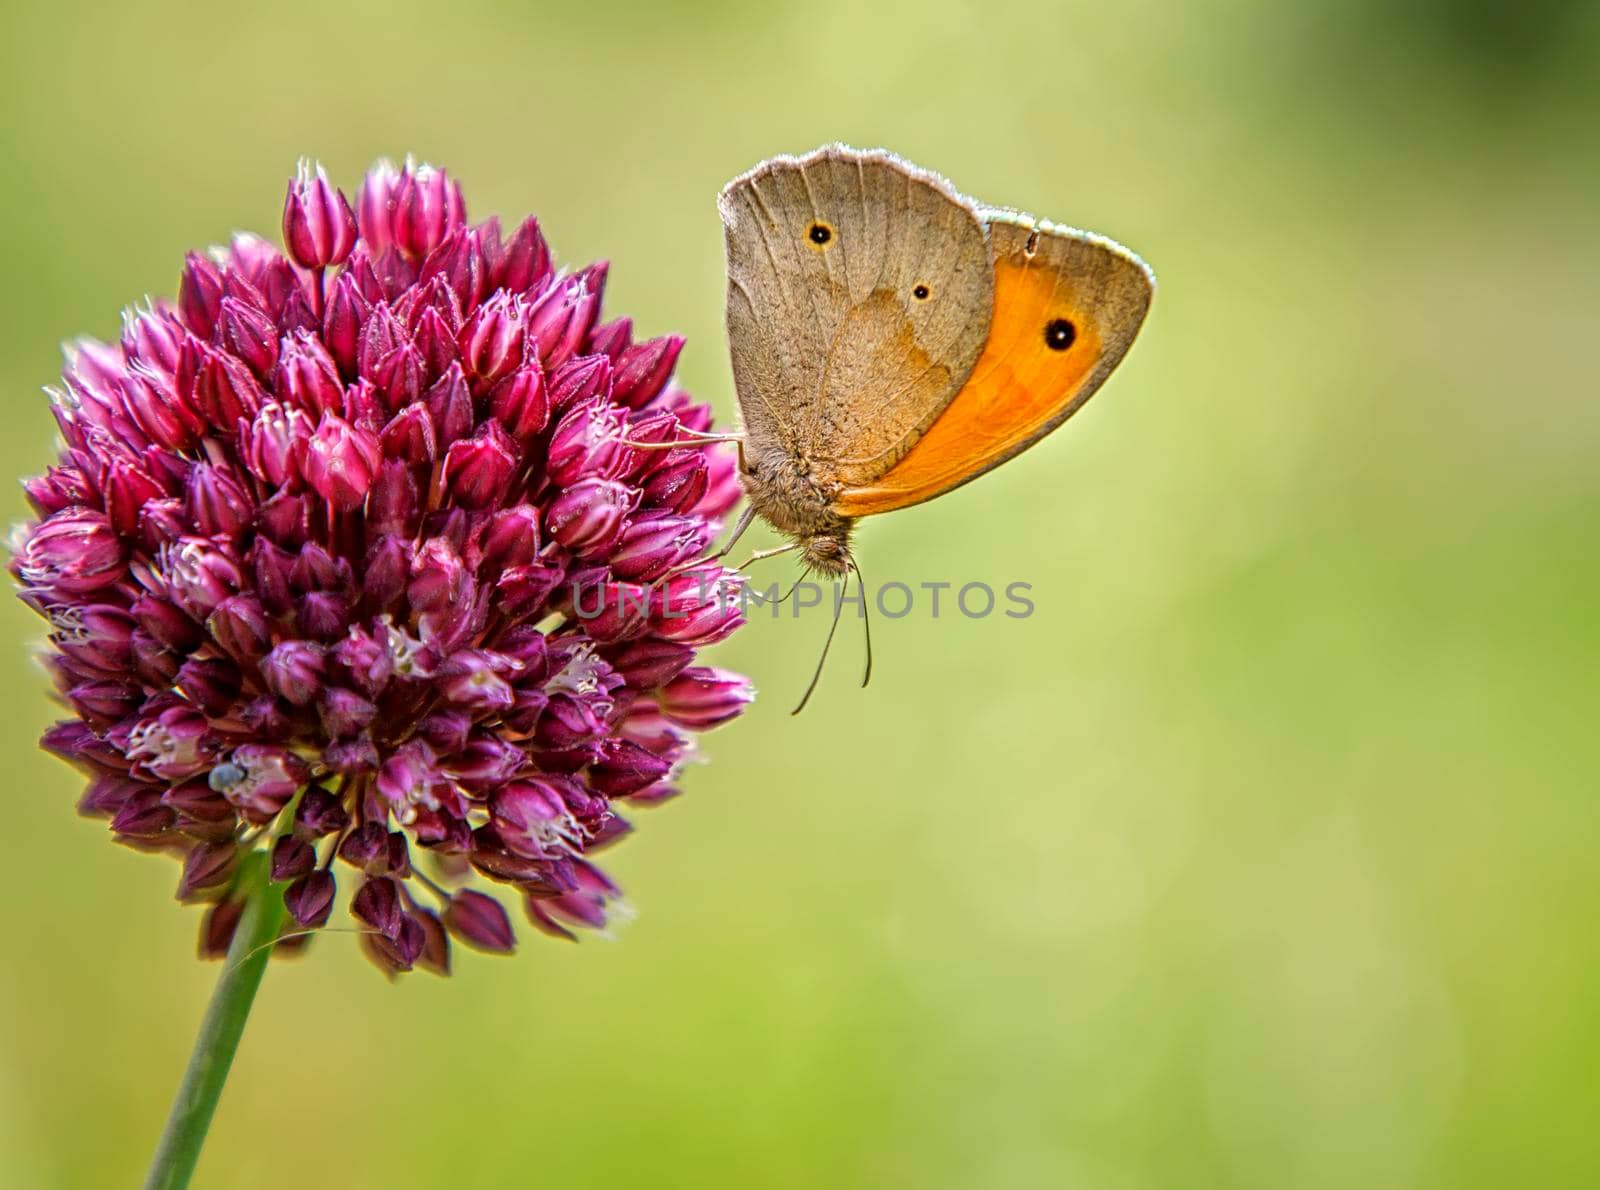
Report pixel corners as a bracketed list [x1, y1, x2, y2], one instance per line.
[14, 157, 753, 976]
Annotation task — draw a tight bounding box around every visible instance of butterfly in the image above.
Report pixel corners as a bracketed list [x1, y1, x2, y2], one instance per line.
[658, 145, 1153, 706]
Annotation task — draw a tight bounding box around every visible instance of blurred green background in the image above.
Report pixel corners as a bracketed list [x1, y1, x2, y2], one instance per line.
[2, 0, 1597, 1186]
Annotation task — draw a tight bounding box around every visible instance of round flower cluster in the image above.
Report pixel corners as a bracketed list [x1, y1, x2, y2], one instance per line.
[12, 159, 754, 974]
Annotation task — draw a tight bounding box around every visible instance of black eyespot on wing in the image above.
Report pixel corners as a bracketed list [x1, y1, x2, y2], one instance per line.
[808, 222, 832, 245]
[912, 284, 930, 300]
[1044, 318, 1076, 351]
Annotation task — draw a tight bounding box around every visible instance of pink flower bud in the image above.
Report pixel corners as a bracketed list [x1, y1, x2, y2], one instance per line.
[125, 704, 214, 781]
[698, 442, 743, 519]
[174, 842, 237, 901]
[588, 316, 632, 361]
[23, 467, 80, 518]
[174, 656, 241, 717]
[276, 330, 344, 415]
[417, 229, 486, 311]
[445, 731, 526, 790]
[216, 296, 280, 378]
[374, 343, 426, 414]
[271, 835, 317, 882]
[185, 342, 265, 428]
[534, 691, 613, 750]
[243, 402, 311, 487]
[491, 779, 582, 859]
[132, 592, 202, 652]
[528, 265, 604, 368]
[487, 364, 550, 442]
[524, 860, 620, 938]
[568, 579, 652, 643]
[360, 902, 425, 970]
[652, 567, 746, 645]
[324, 736, 378, 774]
[458, 291, 528, 387]
[360, 535, 410, 611]
[212, 744, 307, 820]
[356, 160, 403, 250]
[162, 778, 236, 825]
[224, 233, 293, 304]
[185, 462, 254, 537]
[15, 508, 127, 600]
[179, 251, 224, 337]
[392, 162, 466, 259]
[341, 377, 385, 429]
[547, 353, 612, 414]
[378, 402, 437, 464]
[294, 786, 350, 837]
[546, 478, 638, 555]
[422, 363, 474, 449]
[304, 411, 381, 509]
[321, 270, 369, 377]
[498, 215, 551, 294]
[640, 449, 709, 515]
[50, 602, 137, 674]
[284, 870, 336, 928]
[375, 740, 440, 815]
[589, 737, 671, 797]
[407, 538, 465, 614]
[319, 686, 377, 738]
[607, 513, 713, 581]
[256, 489, 312, 547]
[611, 334, 684, 408]
[357, 301, 403, 376]
[546, 398, 634, 486]
[400, 272, 463, 332]
[659, 666, 755, 730]
[442, 421, 519, 510]
[443, 890, 516, 953]
[411, 305, 459, 378]
[259, 640, 326, 706]
[480, 504, 541, 571]
[121, 365, 201, 452]
[439, 649, 517, 712]
[206, 594, 271, 662]
[602, 637, 695, 690]
[121, 304, 188, 380]
[163, 538, 244, 618]
[495, 561, 565, 619]
[282, 159, 357, 269]
[102, 460, 166, 540]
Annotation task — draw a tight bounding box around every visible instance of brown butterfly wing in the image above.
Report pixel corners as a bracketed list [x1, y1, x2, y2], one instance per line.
[719, 145, 993, 488]
[833, 214, 1154, 517]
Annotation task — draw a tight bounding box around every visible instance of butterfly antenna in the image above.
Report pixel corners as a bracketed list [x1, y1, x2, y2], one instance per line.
[792, 568, 847, 715]
[652, 505, 757, 591]
[850, 556, 873, 689]
[752, 568, 806, 608]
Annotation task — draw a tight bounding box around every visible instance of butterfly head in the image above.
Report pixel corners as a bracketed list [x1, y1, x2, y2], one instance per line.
[799, 527, 852, 578]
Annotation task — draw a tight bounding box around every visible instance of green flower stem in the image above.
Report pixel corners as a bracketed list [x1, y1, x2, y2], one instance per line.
[144, 850, 285, 1190]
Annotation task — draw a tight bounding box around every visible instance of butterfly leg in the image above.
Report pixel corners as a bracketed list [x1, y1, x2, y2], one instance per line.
[614, 428, 747, 450]
[647, 503, 759, 591]
[734, 542, 799, 571]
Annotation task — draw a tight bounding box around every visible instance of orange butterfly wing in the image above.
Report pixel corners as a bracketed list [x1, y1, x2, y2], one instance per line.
[832, 215, 1153, 518]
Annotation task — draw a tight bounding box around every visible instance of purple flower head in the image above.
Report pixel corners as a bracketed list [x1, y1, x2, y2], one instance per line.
[12, 158, 751, 976]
